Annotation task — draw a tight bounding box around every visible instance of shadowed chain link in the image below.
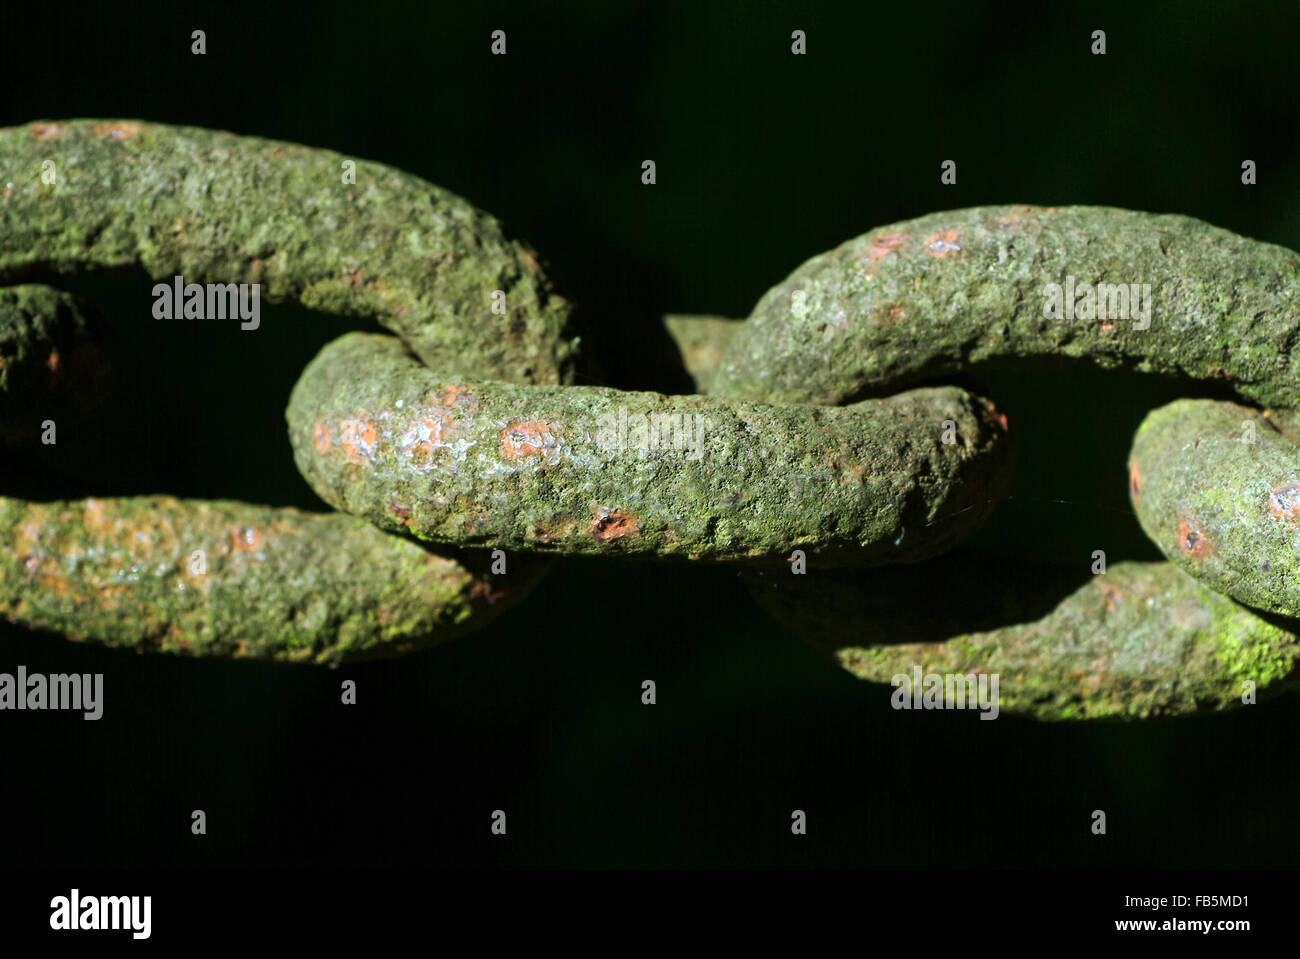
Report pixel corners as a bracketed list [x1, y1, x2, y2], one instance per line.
[707, 205, 1300, 718]
[2, 120, 1298, 714]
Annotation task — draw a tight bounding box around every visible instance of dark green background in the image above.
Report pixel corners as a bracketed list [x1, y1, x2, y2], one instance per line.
[2, 0, 1298, 867]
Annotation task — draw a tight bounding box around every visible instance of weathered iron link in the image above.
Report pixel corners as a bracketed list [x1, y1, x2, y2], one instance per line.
[742, 558, 1300, 720]
[713, 205, 1300, 718]
[286, 332, 1012, 564]
[0, 496, 544, 664]
[713, 205, 1300, 408]
[0, 118, 572, 660]
[1130, 399, 1300, 618]
[827, 562, 1298, 721]
[0, 119, 1011, 659]
[0, 119, 578, 385]
[5, 117, 1299, 711]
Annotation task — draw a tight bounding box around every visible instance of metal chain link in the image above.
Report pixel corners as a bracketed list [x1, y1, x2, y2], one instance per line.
[2, 121, 1298, 715]
[708, 206, 1300, 718]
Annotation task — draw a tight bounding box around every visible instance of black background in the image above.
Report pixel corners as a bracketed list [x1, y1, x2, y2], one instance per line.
[2, 0, 1299, 869]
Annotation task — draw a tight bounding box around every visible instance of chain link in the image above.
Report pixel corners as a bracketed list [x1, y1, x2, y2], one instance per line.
[2, 121, 1299, 714]
[709, 205, 1300, 718]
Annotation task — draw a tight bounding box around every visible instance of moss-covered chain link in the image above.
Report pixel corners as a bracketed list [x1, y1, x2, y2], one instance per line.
[284, 334, 1010, 565]
[4, 121, 1299, 717]
[0, 119, 1010, 660]
[0, 118, 577, 663]
[706, 205, 1300, 719]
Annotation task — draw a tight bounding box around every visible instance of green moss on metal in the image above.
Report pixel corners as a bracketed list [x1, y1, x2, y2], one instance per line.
[1129, 398, 1300, 617]
[0, 119, 576, 385]
[0, 119, 576, 656]
[714, 205, 1300, 408]
[0, 495, 542, 663]
[8, 125, 1294, 708]
[709, 204, 1300, 715]
[662, 314, 742, 393]
[287, 333, 1014, 564]
[771, 561, 1298, 720]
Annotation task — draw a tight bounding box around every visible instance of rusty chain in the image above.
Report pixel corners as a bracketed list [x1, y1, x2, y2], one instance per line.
[2, 119, 1299, 718]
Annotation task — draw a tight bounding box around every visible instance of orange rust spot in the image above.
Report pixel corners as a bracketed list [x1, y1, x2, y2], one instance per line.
[417, 415, 449, 443]
[859, 233, 908, 278]
[1177, 516, 1213, 559]
[469, 579, 507, 604]
[1099, 319, 1115, 332]
[864, 232, 907, 263]
[231, 526, 262, 551]
[344, 266, 363, 289]
[925, 230, 962, 258]
[30, 124, 63, 140]
[1267, 481, 1300, 526]
[387, 501, 414, 525]
[46, 350, 60, 374]
[92, 122, 141, 140]
[887, 305, 905, 319]
[438, 384, 474, 408]
[313, 422, 331, 454]
[500, 420, 560, 464]
[591, 507, 641, 542]
[403, 408, 456, 467]
[981, 403, 1008, 432]
[339, 419, 378, 465]
[1101, 585, 1123, 611]
[1128, 459, 1141, 504]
